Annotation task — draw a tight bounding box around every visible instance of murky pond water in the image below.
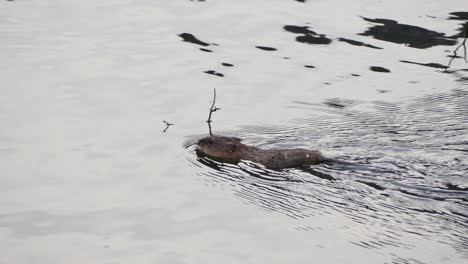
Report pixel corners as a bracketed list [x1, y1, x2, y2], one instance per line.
[1, 0, 467, 263]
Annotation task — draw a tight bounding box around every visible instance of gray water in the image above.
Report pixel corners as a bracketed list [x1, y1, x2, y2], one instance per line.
[1, 0, 467, 263]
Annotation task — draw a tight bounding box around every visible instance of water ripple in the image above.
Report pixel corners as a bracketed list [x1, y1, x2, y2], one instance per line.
[188, 88, 468, 256]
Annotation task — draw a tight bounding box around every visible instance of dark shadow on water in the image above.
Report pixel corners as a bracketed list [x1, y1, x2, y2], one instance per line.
[284, 25, 317, 35]
[284, 25, 332, 45]
[322, 98, 354, 109]
[370, 66, 391, 72]
[400, 60, 448, 69]
[296, 34, 332, 45]
[255, 46, 277, 51]
[448, 12, 468, 39]
[448, 12, 468, 21]
[338, 38, 383, 49]
[178, 33, 210, 47]
[359, 17, 457, 49]
[203, 70, 224, 77]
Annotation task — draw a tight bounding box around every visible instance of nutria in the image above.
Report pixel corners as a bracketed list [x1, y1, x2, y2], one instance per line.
[197, 136, 325, 170]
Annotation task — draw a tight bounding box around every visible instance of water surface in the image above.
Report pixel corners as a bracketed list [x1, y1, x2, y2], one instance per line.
[1, 0, 467, 263]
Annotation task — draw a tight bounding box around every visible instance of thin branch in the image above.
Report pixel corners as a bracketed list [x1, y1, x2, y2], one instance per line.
[206, 88, 220, 136]
[446, 22, 468, 72]
[163, 120, 174, 133]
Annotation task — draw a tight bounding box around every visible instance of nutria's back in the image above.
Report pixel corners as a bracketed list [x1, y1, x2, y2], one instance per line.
[197, 136, 324, 169]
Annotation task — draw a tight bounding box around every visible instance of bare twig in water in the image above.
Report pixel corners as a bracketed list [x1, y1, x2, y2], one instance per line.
[163, 120, 174, 132]
[446, 23, 468, 72]
[206, 88, 220, 136]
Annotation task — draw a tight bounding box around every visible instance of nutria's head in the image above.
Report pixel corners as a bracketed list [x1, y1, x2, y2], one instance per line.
[197, 136, 249, 163]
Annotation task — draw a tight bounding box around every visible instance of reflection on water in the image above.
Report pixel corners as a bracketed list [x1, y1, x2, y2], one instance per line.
[370, 66, 391, 72]
[337, 38, 382, 49]
[178, 32, 210, 47]
[188, 87, 468, 256]
[283, 25, 332, 45]
[448, 12, 468, 38]
[400, 60, 448, 69]
[359, 17, 457, 49]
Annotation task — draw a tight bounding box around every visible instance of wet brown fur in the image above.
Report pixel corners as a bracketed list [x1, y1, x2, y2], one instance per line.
[197, 136, 324, 170]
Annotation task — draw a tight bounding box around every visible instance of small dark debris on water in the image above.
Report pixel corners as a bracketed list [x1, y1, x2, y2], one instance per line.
[304, 65, 315, 68]
[178, 33, 210, 46]
[200, 48, 212, 52]
[255, 46, 277, 51]
[351, 74, 361, 77]
[377, 89, 390, 93]
[359, 17, 456, 49]
[324, 82, 331, 85]
[221, 63, 234, 67]
[284, 25, 332, 45]
[163, 120, 174, 133]
[338, 38, 382, 49]
[408, 81, 420, 84]
[324, 100, 345, 109]
[400, 60, 448, 69]
[204, 70, 224, 77]
[283, 57, 291, 59]
[370, 66, 391, 73]
[295, 0, 306, 2]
